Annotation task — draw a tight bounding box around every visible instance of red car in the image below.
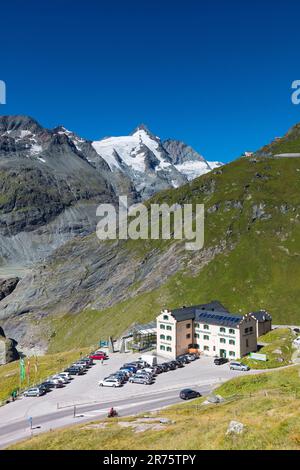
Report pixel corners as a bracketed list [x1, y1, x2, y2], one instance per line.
[89, 353, 108, 360]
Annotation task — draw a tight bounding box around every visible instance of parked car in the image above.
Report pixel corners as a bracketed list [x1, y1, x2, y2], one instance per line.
[99, 378, 122, 388]
[47, 379, 64, 388]
[122, 364, 137, 371]
[72, 362, 87, 370]
[129, 374, 153, 385]
[58, 372, 71, 381]
[123, 362, 140, 369]
[155, 365, 164, 373]
[51, 375, 68, 384]
[166, 361, 177, 370]
[120, 366, 137, 373]
[39, 380, 58, 390]
[23, 387, 46, 397]
[80, 357, 94, 366]
[118, 368, 132, 377]
[141, 366, 156, 374]
[184, 353, 197, 361]
[64, 366, 84, 375]
[77, 359, 92, 368]
[174, 360, 184, 368]
[115, 370, 129, 380]
[39, 382, 53, 392]
[179, 389, 201, 400]
[135, 370, 153, 379]
[90, 353, 107, 360]
[135, 360, 149, 368]
[176, 355, 190, 364]
[230, 362, 250, 371]
[161, 362, 172, 371]
[106, 374, 127, 384]
[129, 361, 146, 368]
[214, 357, 229, 366]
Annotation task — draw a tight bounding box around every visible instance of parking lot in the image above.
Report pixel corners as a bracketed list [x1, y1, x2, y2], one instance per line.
[0, 351, 254, 425]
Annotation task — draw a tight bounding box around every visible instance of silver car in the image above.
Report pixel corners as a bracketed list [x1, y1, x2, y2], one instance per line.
[129, 374, 153, 385]
[23, 387, 45, 397]
[99, 378, 122, 387]
[230, 362, 250, 371]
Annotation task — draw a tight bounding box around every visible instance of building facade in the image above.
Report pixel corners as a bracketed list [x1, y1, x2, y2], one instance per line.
[156, 302, 259, 360]
[250, 310, 272, 338]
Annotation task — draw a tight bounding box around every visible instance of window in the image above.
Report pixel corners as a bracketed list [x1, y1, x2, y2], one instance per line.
[245, 327, 249, 333]
[166, 336, 172, 341]
[220, 327, 226, 333]
[194, 333, 200, 339]
[220, 338, 226, 344]
[249, 326, 253, 332]
[160, 334, 165, 340]
[160, 324, 165, 330]
[166, 325, 172, 331]
[229, 340, 235, 345]
[204, 324, 209, 330]
[204, 335, 209, 341]
[186, 323, 191, 329]
[163, 315, 169, 320]
[194, 323, 199, 328]
[166, 346, 172, 352]
[204, 346, 209, 351]
[229, 351, 235, 357]
[160, 345, 165, 351]
[229, 329, 235, 334]
[186, 334, 191, 339]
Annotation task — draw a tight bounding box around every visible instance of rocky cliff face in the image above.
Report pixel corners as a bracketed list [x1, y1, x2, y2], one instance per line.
[0, 116, 221, 268]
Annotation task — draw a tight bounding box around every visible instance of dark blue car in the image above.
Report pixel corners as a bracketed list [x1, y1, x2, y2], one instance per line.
[179, 389, 201, 400]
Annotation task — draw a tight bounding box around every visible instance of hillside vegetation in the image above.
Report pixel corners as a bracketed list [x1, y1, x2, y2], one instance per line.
[0, 348, 91, 403]
[8, 365, 300, 450]
[47, 153, 300, 352]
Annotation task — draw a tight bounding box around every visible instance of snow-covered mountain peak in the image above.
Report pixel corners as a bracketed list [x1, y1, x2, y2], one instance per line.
[91, 125, 224, 198]
[0, 116, 224, 201]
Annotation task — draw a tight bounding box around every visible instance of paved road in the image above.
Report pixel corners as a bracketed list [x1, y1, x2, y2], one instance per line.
[0, 352, 266, 449]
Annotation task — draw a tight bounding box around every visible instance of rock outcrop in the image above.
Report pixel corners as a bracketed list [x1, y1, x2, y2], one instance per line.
[0, 277, 19, 301]
[0, 326, 19, 365]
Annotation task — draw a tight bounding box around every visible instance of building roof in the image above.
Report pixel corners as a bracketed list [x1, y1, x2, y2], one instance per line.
[195, 310, 243, 328]
[250, 310, 272, 322]
[170, 301, 229, 322]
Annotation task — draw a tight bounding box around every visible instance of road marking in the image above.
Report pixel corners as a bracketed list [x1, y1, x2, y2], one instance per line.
[80, 395, 181, 417]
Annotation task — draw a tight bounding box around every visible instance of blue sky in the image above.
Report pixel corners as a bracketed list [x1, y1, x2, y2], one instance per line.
[1, 0, 300, 162]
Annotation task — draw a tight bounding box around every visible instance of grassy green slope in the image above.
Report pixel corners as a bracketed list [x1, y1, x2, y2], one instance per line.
[257, 123, 300, 155]
[0, 348, 91, 403]
[47, 154, 300, 352]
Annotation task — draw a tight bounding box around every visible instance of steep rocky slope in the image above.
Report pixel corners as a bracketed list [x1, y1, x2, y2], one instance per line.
[0, 116, 220, 267]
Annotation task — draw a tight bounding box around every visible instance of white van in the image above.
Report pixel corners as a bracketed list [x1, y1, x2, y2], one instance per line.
[139, 355, 157, 366]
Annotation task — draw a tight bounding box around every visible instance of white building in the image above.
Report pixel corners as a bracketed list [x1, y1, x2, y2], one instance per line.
[156, 302, 258, 360]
